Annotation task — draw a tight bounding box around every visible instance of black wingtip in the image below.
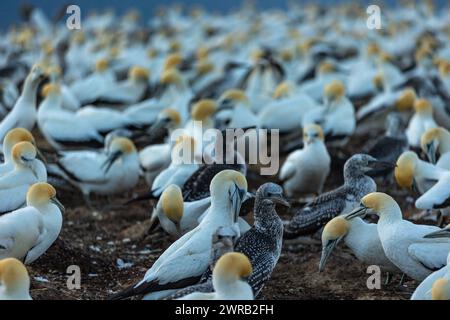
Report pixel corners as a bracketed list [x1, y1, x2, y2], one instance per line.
[123, 191, 159, 205]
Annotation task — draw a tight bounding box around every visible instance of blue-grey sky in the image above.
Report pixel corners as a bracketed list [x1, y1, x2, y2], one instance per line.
[0, 0, 447, 30]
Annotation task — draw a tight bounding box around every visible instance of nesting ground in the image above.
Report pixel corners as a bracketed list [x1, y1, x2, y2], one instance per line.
[28, 128, 425, 300]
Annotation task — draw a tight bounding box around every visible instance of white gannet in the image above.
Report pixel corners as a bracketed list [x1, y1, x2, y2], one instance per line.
[177, 252, 253, 300]
[0, 182, 63, 264]
[319, 214, 399, 273]
[150, 184, 211, 237]
[214, 89, 258, 130]
[0, 258, 32, 300]
[421, 127, 450, 168]
[48, 137, 139, 205]
[346, 192, 450, 281]
[0, 64, 45, 147]
[284, 154, 394, 239]
[110, 170, 248, 300]
[279, 124, 330, 198]
[411, 227, 450, 300]
[406, 99, 438, 148]
[0, 128, 37, 176]
[0, 142, 47, 214]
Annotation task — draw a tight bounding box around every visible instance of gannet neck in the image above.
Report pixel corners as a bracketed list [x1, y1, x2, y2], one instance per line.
[214, 278, 251, 299]
[253, 201, 280, 233]
[21, 74, 40, 105]
[376, 200, 403, 224]
[416, 158, 445, 180]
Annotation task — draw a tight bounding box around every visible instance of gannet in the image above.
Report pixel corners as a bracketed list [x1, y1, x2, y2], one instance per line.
[346, 192, 450, 281]
[406, 99, 438, 148]
[177, 252, 253, 300]
[302, 80, 355, 146]
[0, 64, 45, 147]
[280, 124, 330, 198]
[0, 258, 32, 300]
[411, 228, 450, 300]
[0, 128, 37, 176]
[421, 127, 450, 168]
[0, 182, 63, 264]
[319, 214, 399, 273]
[0, 142, 47, 214]
[214, 89, 258, 130]
[48, 137, 139, 205]
[150, 184, 211, 237]
[284, 154, 394, 239]
[110, 170, 248, 300]
[0, 79, 19, 117]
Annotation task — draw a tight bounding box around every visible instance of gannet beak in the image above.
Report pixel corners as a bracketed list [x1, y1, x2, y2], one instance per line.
[101, 151, 122, 174]
[426, 142, 437, 165]
[230, 184, 245, 223]
[51, 197, 65, 213]
[147, 118, 166, 138]
[345, 205, 367, 220]
[368, 160, 397, 170]
[423, 228, 450, 239]
[268, 193, 291, 207]
[319, 238, 341, 272]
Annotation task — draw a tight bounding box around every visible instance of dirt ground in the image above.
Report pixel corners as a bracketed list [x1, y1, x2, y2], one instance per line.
[27, 128, 427, 300]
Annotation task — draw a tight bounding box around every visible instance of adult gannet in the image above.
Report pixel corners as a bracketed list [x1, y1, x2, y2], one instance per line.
[0, 258, 32, 300]
[0, 182, 63, 264]
[319, 214, 399, 273]
[406, 99, 437, 148]
[110, 170, 248, 300]
[284, 154, 393, 239]
[421, 127, 450, 168]
[302, 80, 355, 146]
[0, 142, 47, 214]
[0, 64, 45, 147]
[177, 252, 253, 300]
[48, 137, 139, 205]
[150, 184, 211, 237]
[346, 192, 450, 281]
[0, 128, 37, 176]
[280, 124, 330, 198]
[214, 89, 258, 130]
[411, 227, 450, 300]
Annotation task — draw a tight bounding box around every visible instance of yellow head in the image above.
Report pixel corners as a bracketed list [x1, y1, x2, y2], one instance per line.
[303, 124, 325, 144]
[163, 53, 183, 71]
[431, 278, 450, 300]
[191, 99, 217, 121]
[160, 68, 182, 85]
[26, 182, 57, 207]
[129, 66, 149, 82]
[12, 141, 36, 165]
[160, 185, 183, 224]
[41, 83, 60, 97]
[160, 108, 182, 127]
[273, 81, 292, 99]
[322, 216, 349, 245]
[324, 80, 345, 101]
[421, 127, 441, 152]
[0, 258, 30, 293]
[438, 60, 450, 77]
[395, 88, 416, 111]
[109, 137, 137, 155]
[4, 128, 35, 149]
[373, 73, 384, 90]
[219, 89, 249, 105]
[280, 48, 294, 61]
[210, 170, 247, 197]
[213, 252, 252, 280]
[366, 43, 380, 56]
[360, 192, 397, 213]
[395, 151, 418, 188]
[196, 47, 209, 60]
[318, 61, 336, 74]
[414, 99, 433, 114]
[196, 60, 214, 75]
[95, 58, 109, 72]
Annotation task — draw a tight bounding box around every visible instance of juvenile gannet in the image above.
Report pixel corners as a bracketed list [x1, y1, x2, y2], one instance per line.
[284, 154, 393, 239]
[0, 128, 37, 176]
[110, 170, 248, 300]
[0, 142, 47, 214]
[421, 127, 450, 168]
[0, 258, 32, 300]
[319, 214, 399, 273]
[48, 137, 139, 205]
[280, 124, 330, 198]
[406, 99, 438, 148]
[150, 184, 211, 237]
[177, 252, 253, 300]
[0, 64, 45, 147]
[0, 182, 63, 264]
[346, 192, 450, 281]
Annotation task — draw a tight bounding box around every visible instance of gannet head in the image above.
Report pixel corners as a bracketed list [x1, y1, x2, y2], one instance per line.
[213, 252, 252, 281]
[26, 182, 64, 212]
[159, 108, 182, 128]
[421, 127, 448, 164]
[171, 135, 196, 164]
[414, 99, 433, 115]
[160, 68, 182, 85]
[191, 99, 217, 121]
[344, 154, 396, 178]
[163, 53, 183, 71]
[41, 83, 60, 98]
[273, 81, 292, 99]
[394, 88, 416, 111]
[129, 66, 150, 83]
[372, 72, 384, 91]
[366, 43, 380, 57]
[318, 61, 336, 75]
[12, 141, 36, 168]
[196, 60, 214, 75]
[431, 278, 450, 300]
[218, 89, 250, 108]
[303, 124, 325, 144]
[210, 170, 248, 222]
[438, 60, 450, 77]
[0, 258, 30, 296]
[395, 151, 418, 190]
[101, 137, 137, 173]
[319, 216, 349, 272]
[28, 64, 46, 83]
[257, 182, 290, 210]
[323, 80, 345, 104]
[346, 192, 400, 220]
[95, 58, 109, 72]
[4, 128, 35, 151]
[160, 184, 183, 227]
[196, 47, 209, 60]
[279, 48, 294, 62]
